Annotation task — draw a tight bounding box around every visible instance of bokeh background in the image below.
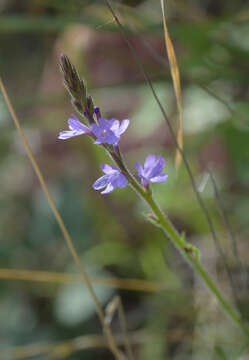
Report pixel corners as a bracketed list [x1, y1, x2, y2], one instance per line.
[0, 0, 249, 359]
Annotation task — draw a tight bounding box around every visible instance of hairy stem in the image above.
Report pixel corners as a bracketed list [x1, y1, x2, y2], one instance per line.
[114, 150, 249, 339]
[144, 193, 249, 337]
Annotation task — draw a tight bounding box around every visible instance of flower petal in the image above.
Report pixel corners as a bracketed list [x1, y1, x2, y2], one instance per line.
[144, 154, 157, 171]
[136, 162, 144, 178]
[149, 155, 165, 178]
[150, 174, 168, 183]
[100, 164, 118, 174]
[118, 119, 130, 135]
[93, 175, 110, 190]
[101, 183, 115, 194]
[116, 174, 128, 188]
[110, 119, 120, 133]
[91, 123, 102, 137]
[98, 117, 111, 129]
[58, 130, 82, 140]
[103, 133, 120, 145]
[68, 116, 91, 133]
[110, 173, 128, 188]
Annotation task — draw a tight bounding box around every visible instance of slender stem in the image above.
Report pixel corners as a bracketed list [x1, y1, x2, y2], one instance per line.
[106, 296, 135, 360]
[208, 168, 247, 289]
[114, 151, 249, 339]
[105, 0, 241, 306]
[116, 297, 135, 360]
[0, 79, 125, 360]
[145, 194, 249, 337]
[148, 193, 248, 337]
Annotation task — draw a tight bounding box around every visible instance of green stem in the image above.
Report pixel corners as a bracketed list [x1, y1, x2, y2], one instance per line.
[116, 155, 249, 338]
[145, 193, 249, 337]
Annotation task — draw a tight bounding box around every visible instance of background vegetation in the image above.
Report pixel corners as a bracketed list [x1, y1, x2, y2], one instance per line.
[0, 0, 249, 359]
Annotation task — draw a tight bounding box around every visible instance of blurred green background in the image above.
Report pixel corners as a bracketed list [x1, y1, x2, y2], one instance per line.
[0, 0, 249, 359]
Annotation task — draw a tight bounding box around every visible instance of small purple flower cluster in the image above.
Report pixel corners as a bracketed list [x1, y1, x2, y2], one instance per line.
[58, 112, 168, 194]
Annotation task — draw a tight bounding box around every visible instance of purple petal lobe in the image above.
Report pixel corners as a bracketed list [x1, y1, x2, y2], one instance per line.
[100, 164, 117, 174]
[150, 174, 168, 183]
[98, 117, 111, 129]
[116, 174, 129, 188]
[101, 183, 115, 194]
[144, 154, 157, 170]
[91, 123, 102, 137]
[110, 119, 120, 133]
[58, 131, 74, 139]
[93, 175, 109, 190]
[118, 119, 130, 135]
[68, 116, 91, 133]
[103, 133, 119, 145]
[58, 115, 91, 140]
[58, 130, 82, 139]
[149, 155, 165, 178]
[136, 162, 144, 178]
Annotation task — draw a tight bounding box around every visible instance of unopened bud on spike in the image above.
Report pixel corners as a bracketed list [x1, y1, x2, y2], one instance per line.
[94, 106, 101, 120]
[59, 54, 87, 110]
[71, 98, 83, 114]
[87, 95, 94, 116]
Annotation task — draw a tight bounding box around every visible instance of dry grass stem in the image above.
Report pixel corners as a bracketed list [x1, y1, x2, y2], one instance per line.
[160, 0, 183, 169]
[0, 268, 162, 292]
[105, 296, 135, 360]
[0, 78, 125, 360]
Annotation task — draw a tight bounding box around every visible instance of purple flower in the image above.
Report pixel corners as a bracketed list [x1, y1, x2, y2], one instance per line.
[136, 154, 168, 187]
[58, 115, 91, 140]
[91, 117, 129, 145]
[93, 164, 128, 194]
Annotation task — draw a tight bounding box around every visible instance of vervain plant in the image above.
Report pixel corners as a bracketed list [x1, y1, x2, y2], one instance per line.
[58, 54, 249, 340]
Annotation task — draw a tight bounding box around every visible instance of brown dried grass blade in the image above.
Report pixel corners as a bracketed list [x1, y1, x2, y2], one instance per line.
[0, 78, 125, 360]
[0, 268, 162, 292]
[160, 0, 183, 168]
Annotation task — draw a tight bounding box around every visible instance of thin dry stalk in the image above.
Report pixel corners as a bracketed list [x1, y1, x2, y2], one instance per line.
[0, 268, 162, 292]
[208, 169, 247, 290]
[106, 296, 135, 360]
[6, 329, 244, 359]
[160, 0, 183, 169]
[0, 78, 125, 360]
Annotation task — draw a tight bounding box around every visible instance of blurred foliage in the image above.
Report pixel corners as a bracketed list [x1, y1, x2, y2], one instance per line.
[0, 0, 249, 359]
